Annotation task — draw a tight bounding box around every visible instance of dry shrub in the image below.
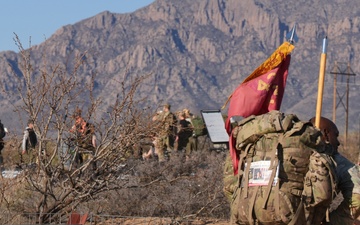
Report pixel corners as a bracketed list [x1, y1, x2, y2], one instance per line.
[0, 35, 161, 224]
[85, 149, 230, 222]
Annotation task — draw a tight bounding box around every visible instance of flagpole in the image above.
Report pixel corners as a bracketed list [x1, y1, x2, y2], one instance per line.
[315, 37, 328, 128]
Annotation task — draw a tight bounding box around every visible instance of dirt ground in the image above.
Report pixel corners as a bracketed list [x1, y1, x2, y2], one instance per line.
[116, 217, 358, 225]
[93, 217, 229, 225]
[98, 216, 358, 225]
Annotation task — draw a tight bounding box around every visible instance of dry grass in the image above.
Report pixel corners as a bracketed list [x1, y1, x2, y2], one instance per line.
[338, 132, 360, 164]
[92, 217, 228, 225]
[0, 131, 358, 224]
[83, 148, 230, 221]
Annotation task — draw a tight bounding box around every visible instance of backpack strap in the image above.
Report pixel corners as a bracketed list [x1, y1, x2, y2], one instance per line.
[262, 136, 281, 209]
[274, 180, 281, 221]
[323, 154, 338, 199]
[235, 143, 253, 223]
[241, 144, 257, 225]
[247, 185, 259, 225]
[242, 157, 252, 199]
[288, 200, 306, 225]
[237, 144, 252, 195]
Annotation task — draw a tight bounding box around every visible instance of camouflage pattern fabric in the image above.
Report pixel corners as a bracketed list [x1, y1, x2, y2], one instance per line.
[154, 111, 177, 162]
[154, 136, 169, 162]
[223, 153, 237, 203]
[185, 136, 197, 156]
[232, 110, 296, 150]
[327, 154, 360, 224]
[352, 193, 360, 220]
[349, 166, 360, 195]
[227, 111, 336, 225]
[157, 111, 177, 138]
[349, 166, 360, 219]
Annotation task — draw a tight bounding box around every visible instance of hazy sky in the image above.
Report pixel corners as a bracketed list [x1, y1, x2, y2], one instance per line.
[0, 0, 155, 52]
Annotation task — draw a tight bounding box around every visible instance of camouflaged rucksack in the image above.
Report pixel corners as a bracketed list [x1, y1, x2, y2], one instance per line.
[229, 110, 337, 225]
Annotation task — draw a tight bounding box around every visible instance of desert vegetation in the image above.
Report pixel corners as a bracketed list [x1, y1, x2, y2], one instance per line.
[0, 36, 358, 225]
[0, 36, 230, 224]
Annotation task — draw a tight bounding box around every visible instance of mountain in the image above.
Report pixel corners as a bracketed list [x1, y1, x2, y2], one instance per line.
[0, 0, 359, 133]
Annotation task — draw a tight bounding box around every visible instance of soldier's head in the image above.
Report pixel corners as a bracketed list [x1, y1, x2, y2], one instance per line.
[72, 108, 82, 119]
[27, 119, 34, 128]
[163, 103, 171, 112]
[310, 116, 340, 151]
[183, 108, 192, 118]
[178, 112, 185, 120]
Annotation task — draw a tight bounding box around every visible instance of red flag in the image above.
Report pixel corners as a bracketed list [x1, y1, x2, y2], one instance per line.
[226, 54, 292, 174]
[226, 55, 291, 132]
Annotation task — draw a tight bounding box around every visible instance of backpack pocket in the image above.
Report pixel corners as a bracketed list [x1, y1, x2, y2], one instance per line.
[234, 186, 300, 224]
[303, 151, 336, 208]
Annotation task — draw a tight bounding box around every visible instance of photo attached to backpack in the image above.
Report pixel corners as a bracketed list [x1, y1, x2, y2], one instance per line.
[244, 161, 279, 186]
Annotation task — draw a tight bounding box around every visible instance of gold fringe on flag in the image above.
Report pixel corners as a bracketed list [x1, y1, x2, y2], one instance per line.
[221, 41, 295, 110]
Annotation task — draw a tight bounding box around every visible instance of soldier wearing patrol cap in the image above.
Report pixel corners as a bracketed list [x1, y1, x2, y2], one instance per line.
[152, 103, 177, 162]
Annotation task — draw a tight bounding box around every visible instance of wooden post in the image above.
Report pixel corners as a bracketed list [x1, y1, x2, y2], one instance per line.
[332, 61, 337, 123]
[345, 63, 350, 146]
[315, 37, 328, 128]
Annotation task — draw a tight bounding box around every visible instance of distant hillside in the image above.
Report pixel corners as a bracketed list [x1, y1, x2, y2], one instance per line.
[0, 0, 359, 133]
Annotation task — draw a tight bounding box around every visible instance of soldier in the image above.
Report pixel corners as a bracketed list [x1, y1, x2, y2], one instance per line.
[22, 119, 37, 154]
[70, 108, 96, 167]
[183, 109, 197, 156]
[310, 116, 360, 224]
[175, 112, 193, 158]
[21, 119, 38, 165]
[152, 103, 177, 162]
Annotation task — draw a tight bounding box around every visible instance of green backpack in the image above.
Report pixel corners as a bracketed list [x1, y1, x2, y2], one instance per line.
[228, 110, 337, 225]
[191, 116, 207, 137]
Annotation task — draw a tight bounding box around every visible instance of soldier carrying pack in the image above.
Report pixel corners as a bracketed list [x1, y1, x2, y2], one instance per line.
[227, 110, 337, 225]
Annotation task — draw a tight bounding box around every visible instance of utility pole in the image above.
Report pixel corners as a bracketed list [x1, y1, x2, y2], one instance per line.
[332, 62, 338, 123]
[329, 62, 356, 146]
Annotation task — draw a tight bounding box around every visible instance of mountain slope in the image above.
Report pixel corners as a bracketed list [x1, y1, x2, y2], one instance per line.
[0, 0, 359, 133]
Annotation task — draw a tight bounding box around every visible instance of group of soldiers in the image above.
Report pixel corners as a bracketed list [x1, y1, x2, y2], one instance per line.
[22, 108, 96, 169]
[14, 105, 197, 169]
[142, 103, 198, 162]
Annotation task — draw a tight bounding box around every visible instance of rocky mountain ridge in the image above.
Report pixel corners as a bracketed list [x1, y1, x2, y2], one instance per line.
[0, 0, 359, 133]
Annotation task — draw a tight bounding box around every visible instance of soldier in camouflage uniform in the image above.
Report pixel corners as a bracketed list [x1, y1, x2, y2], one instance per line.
[310, 117, 360, 224]
[152, 103, 177, 162]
